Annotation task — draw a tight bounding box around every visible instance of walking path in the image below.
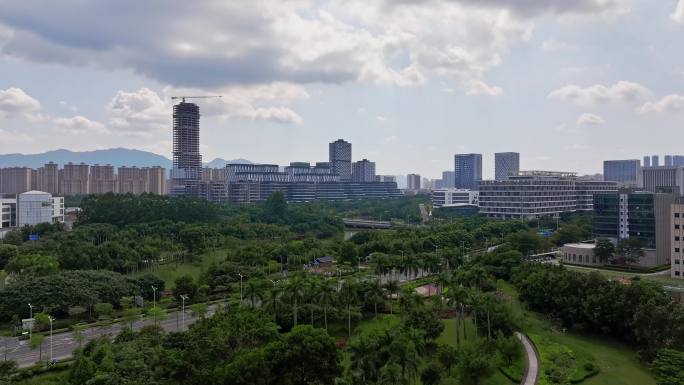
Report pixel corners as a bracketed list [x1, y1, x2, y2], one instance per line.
[516, 332, 539, 385]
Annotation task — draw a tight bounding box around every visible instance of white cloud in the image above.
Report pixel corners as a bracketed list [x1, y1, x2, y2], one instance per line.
[54, 115, 109, 134]
[376, 115, 388, 122]
[541, 39, 578, 52]
[106, 88, 169, 133]
[0, 1, 544, 96]
[548, 81, 651, 106]
[576, 113, 605, 126]
[637, 94, 684, 114]
[673, 0, 684, 23]
[0, 87, 41, 118]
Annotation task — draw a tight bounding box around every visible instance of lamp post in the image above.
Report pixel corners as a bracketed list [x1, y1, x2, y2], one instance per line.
[151, 286, 157, 308]
[237, 274, 245, 306]
[180, 295, 188, 331]
[28, 303, 34, 339]
[48, 316, 53, 365]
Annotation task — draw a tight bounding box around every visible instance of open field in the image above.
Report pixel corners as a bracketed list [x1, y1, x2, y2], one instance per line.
[133, 248, 228, 288]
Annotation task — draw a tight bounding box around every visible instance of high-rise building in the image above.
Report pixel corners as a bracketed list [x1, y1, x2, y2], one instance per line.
[376, 175, 396, 183]
[643, 156, 651, 167]
[329, 139, 352, 181]
[594, 190, 675, 267]
[89, 164, 117, 194]
[652, 155, 660, 167]
[146, 167, 167, 195]
[37, 162, 59, 195]
[0, 167, 32, 194]
[407, 174, 421, 190]
[639, 166, 684, 195]
[441, 171, 455, 188]
[202, 167, 226, 183]
[454, 153, 482, 190]
[352, 159, 376, 183]
[665, 155, 674, 167]
[494, 152, 520, 181]
[118, 166, 147, 195]
[603, 159, 640, 184]
[60, 163, 90, 196]
[171, 101, 202, 197]
[675, 156, 684, 167]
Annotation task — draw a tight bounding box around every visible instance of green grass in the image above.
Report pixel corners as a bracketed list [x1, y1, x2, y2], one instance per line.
[134, 248, 227, 287]
[15, 370, 68, 385]
[499, 280, 657, 385]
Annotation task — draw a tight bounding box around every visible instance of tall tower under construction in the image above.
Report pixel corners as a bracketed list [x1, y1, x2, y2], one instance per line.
[171, 101, 202, 197]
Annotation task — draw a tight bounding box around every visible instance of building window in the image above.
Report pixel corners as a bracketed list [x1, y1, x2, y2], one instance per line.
[677, 213, 681, 218]
[676, 260, 681, 264]
[677, 237, 681, 241]
[676, 248, 681, 253]
[677, 225, 681, 229]
[677, 271, 681, 276]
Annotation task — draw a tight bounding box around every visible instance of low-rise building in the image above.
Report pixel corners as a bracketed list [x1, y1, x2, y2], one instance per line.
[560, 243, 598, 266]
[478, 171, 617, 219]
[431, 188, 478, 208]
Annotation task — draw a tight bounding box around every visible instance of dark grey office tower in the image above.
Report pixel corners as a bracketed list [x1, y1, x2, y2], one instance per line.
[643, 156, 651, 167]
[454, 153, 482, 190]
[652, 155, 660, 167]
[603, 159, 640, 184]
[495, 152, 520, 180]
[329, 139, 352, 181]
[171, 101, 202, 197]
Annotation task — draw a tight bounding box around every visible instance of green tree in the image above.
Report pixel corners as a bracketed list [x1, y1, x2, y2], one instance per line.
[496, 331, 521, 366]
[268, 325, 341, 385]
[593, 238, 614, 264]
[0, 244, 18, 270]
[29, 334, 45, 362]
[190, 303, 209, 320]
[0, 361, 17, 385]
[457, 341, 494, 385]
[420, 361, 443, 385]
[383, 280, 400, 315]
[5, 254, 59, 277]
[174, 275, 198, 303]
[148, 306, 166, 326]
[94, 302, 114, 321]
[340, 279, 359, 340]
[262, 191, 288, 223]
[379, 363, 406, 385]
[617, 238, 644, 264]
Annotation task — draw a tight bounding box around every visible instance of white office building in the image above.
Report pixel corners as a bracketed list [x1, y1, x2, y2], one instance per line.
[431, 188, 479, 208]
[16, 191, 65, 228]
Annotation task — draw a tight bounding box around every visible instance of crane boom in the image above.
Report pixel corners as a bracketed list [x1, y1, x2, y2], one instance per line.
[171, 95, 223, 103]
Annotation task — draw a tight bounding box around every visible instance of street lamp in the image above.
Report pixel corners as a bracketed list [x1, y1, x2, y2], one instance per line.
[180, 295, 188, 331]
[48, 316, 53, 365]
[28, 303, 34, 339]
[151, 286, 157, 308]
[237, 274, 245, 306]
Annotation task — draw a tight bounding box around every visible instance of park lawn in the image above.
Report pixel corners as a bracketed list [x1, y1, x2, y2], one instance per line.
[134, 248, 227, 287]
[498, 280, 657, 385]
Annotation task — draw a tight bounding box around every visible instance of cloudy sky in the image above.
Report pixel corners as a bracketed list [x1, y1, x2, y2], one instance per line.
[0, 0, 683, 179]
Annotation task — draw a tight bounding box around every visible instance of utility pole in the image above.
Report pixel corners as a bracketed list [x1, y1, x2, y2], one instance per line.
[151, 286, 157, 308]
[48, 316, 53, 365]
[28, 303, 34, 340]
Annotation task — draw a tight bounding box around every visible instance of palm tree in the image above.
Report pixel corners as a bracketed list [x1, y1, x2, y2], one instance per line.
[263, 285, 283, 323]
[317, 281, 337, 330]
[481, 293, 496, 341]
[390, 336, 419, 384]
[379, 363, 406, 385]
[244, 279, 263, 308]
[349, 334, 379, 382]
[447, 285, 468, 346]
[365, 279, 385, 320]
[383, 280, 400, 314]
[339, 279, 358, 340]
[467, 289, 482, 338]
[287, 275, 306, 326]
[306, 277, 321, 325]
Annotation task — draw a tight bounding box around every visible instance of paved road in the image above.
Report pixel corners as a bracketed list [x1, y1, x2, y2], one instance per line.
[0, 305, 218, 368]
[517, 332, 539, 385]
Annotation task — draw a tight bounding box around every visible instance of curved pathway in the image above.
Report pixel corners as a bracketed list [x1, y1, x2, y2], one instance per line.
[516, 332, 539, 385]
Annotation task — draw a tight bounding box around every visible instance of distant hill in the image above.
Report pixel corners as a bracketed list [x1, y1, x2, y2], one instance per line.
[0, 149, 252, 169]
[205, 158, 252, 168]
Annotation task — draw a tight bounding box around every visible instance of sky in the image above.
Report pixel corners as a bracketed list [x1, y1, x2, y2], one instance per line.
[0, 0, 683, 179]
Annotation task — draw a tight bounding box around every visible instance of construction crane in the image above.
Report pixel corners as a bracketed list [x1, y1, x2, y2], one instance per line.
[171, 95, 223, 103]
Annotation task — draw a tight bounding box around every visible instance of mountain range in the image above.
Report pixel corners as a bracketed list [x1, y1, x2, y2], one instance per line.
[0, 148, 251, 169]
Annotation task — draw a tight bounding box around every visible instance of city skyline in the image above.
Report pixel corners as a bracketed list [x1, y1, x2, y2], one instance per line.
[0, 1, 683, 179]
